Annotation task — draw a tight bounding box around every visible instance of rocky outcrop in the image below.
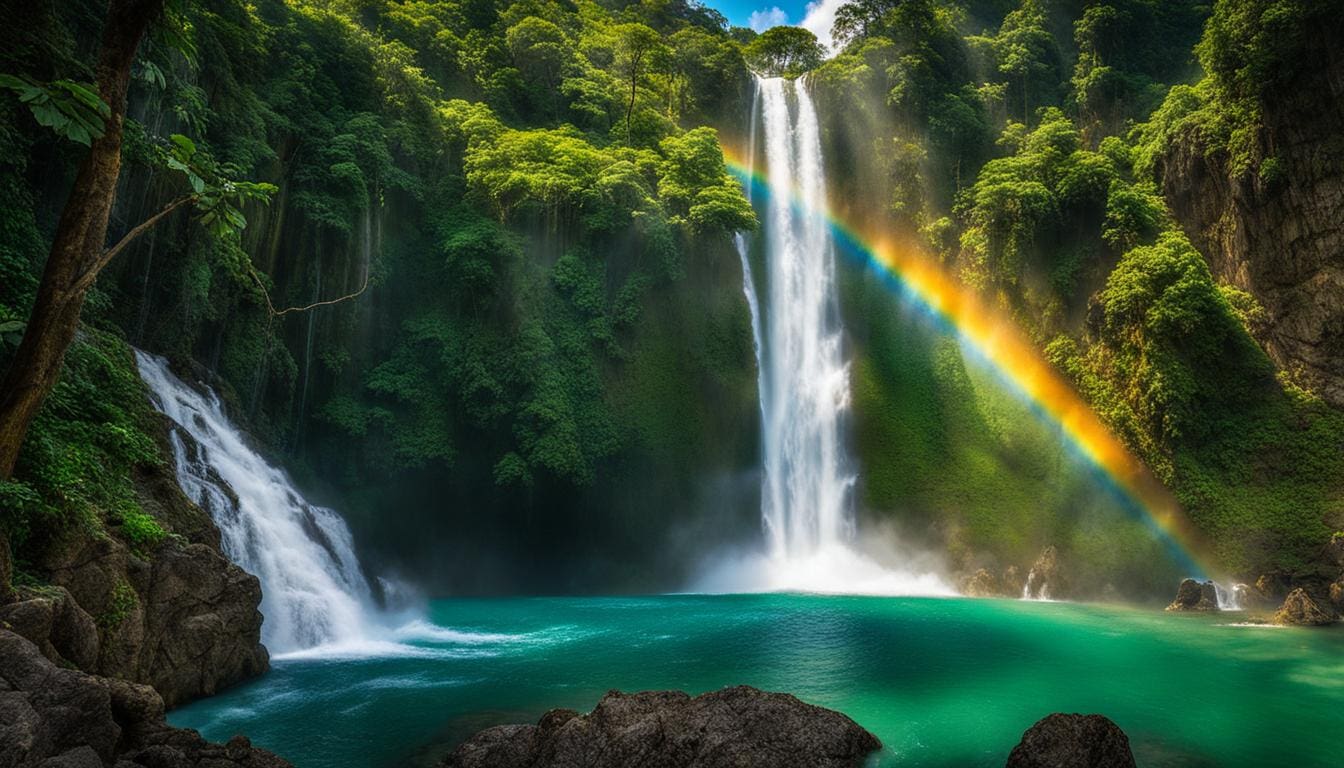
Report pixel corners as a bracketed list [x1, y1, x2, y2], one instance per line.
[1024, 547, 1065, 600]
[960, 568, 1002, 597]
[0, 411, 268, 709]
[1272, 588, 1337, 626]
[0, 629, 290, 767]
[1156, 21, 1344, 406]
[1165, 579, 1219, 612]
[1006, 714, 1136, 768]
[960, 565, 1032, 599]
[1, 530, 267, 709]
[442, 687, 881, 768]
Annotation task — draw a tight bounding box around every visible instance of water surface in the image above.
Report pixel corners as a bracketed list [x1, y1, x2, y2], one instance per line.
[170, 595, 1344, 767]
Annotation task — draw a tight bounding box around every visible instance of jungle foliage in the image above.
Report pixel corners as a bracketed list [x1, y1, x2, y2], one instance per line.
[0, 0, 760, 591]
[814, 0, 1344, 579]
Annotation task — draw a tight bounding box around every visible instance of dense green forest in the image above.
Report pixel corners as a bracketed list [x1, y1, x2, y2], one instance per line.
[1, 0, 763, 592]
[1, 0, 1340, 598]
[804, 0, 1344, 583]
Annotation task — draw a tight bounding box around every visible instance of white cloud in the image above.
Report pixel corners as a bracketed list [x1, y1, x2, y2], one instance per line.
[800, 0, 845, 54]
[748, 6, 790, 32]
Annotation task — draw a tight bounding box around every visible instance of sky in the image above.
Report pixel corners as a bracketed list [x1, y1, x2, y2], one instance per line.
[705, 0, 846, 51]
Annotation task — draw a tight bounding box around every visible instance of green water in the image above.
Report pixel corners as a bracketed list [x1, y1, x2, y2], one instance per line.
[169, 595, 1344, 767]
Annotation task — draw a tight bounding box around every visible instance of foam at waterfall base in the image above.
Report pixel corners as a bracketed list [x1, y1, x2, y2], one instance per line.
[269, 618, 594, 662]
[692, 542, 956, 597]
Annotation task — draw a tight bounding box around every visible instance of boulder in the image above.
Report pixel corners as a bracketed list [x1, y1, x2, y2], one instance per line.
[1165, 579, 1219, 612]
[32, 521, 267, 708]
[1024, 547, 1065, 600]
[0, 586, 100, 669]
[1272, 588, 1337, 626]
[1329, 580, 1344, 613]
[960, 569, 1002, 598]
[1005, 713, 1136, 768]
[0, 629, 290, 768]
[443, 686, 881, 768]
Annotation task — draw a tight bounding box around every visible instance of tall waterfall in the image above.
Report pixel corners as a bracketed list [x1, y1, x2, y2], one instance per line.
[718, 76, 951, 595]
[135, 351, 377, 653]
[756, 77, 856, 557]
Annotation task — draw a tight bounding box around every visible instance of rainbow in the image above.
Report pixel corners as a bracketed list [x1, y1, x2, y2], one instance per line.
[724, 150, 1222, 582]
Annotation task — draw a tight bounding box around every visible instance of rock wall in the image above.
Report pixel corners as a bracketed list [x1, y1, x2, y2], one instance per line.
[0, 413, 267, 709]
[1157, 26, 1344, 404]
[0, 629, 288, 767]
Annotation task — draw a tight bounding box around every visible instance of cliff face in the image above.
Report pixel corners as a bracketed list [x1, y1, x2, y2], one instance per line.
[1158, 28, 1344, 405]
[0, 412, 267, 709]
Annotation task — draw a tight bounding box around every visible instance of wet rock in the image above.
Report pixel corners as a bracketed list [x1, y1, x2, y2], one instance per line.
[1005, 713, 1136, 768]
[960, 568, 1002, 598]
[443, 686, 881, 768]
[1165, 579, 1219, 612]
[1272, 588, 1337, 626]
[0, 629, 290, 768]
[1024, 547, 1065, 600]
[139, 542, 268, 708]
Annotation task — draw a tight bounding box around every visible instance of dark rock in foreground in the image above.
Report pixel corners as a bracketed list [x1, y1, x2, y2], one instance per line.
[1165, 578, 1219, 612]
[1273, 588, 1337, 626]
[0, 629, 290, 767]
[1006, 713, 1136, 768]
[443, 686, 881, 768]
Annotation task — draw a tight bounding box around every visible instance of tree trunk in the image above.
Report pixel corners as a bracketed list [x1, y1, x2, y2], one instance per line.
[0, 0, 165, 479]
[625, 51, 643, 145]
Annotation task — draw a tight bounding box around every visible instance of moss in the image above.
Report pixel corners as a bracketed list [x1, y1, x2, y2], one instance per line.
[0, 328, 161, 551]
[98, 581, 139, 629]
[109, 505, 167, 557]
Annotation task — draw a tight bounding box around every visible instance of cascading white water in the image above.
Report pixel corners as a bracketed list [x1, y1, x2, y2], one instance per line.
[710, 76, 951, 596]
[135, 350, 376, 653]
[757, 76, 856, 557]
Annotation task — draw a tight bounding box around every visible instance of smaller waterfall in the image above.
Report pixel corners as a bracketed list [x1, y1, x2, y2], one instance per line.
[135, 351, 376, 653]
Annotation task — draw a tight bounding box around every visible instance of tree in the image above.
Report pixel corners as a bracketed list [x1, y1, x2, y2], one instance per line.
[0, 0, 168, 480]
[612, 23, 665, 144]
[831, 0, 902, 49]
[0, 1, 274, 479]
[744, 26, 825, 78]
[506, 16, 575, 117]
[985, 0, 1058, 125]
[658, 127, 756, 232]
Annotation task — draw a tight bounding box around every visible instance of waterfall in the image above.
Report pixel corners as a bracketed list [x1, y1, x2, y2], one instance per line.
[135, 350, 377, 653]
[706, 76, 951, 596]
[756, 76, 856, 557]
